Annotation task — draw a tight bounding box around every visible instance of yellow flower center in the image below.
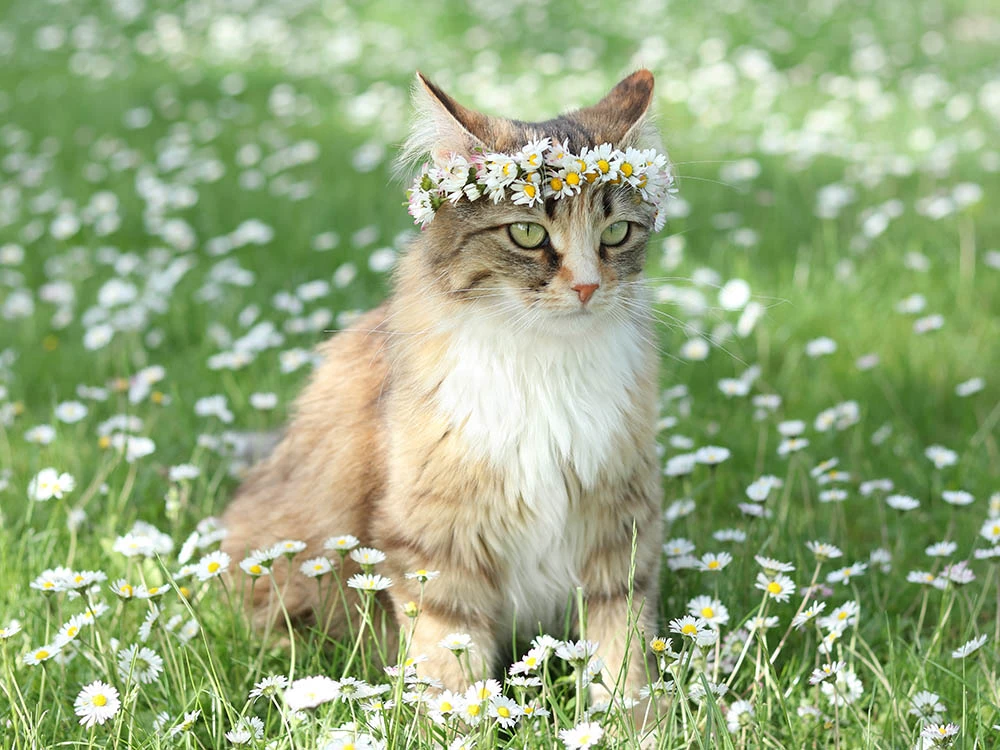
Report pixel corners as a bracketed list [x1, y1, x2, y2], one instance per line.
[525, 656, 537, 666]
[528, 154, 538, 166]
[74, 575, 84, 583]
[180, 586, 191, 598]
[621, 162, 633, 177]
[121, 584, 133, 596]
[681, 624, 697, 635]
[837, 612, 847, 620]
[149, 587, 159, 595]
[207, 562, 220, 573]
[707, 560, 720, 570]
[314, 564, 324, 571]
[467, 704, 480, 716]
[522, 184, 536, 199]
[67, 627, 78, 637]
[93, 694, 107, 707]
[701, 607, 715, 619]
[651, 640, 667, 652]
[43, 581, 54, 589]
[550, 177, 563, 192]
[36, 650, 49, 660]
[478, 687, 490, 700]
[440, 701, 453, 712]
[502, 163, 512, 176]
[498, 706, 511, 718]
[767, 582, 782, 595]
[585, 172, 599, 183]
[597, 159, 610, 173]
[566, 172, 580, 186]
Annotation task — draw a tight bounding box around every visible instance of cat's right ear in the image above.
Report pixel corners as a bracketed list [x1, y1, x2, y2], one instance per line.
[399, 73, 492, 171]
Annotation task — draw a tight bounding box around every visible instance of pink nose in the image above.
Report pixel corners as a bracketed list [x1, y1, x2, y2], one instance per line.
[572, 283, 599, 304]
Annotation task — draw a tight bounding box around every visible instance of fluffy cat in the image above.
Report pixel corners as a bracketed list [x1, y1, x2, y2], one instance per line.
[221, 69, 664, 701]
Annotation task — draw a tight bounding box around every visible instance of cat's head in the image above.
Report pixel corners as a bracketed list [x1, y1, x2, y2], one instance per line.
[400, 70, 665, 335]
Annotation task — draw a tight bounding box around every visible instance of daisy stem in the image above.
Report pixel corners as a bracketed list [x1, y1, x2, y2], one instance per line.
[573, 664, 584, 725]
[270, 693, 296, 750]
[322, 564, 350, 642]
[34, 663, 48, 736]
[725, 595, 768, 690]
[922, 587, 957, 664]
[992, 565, 1000, 653]
[0, 647, 34, 746]
[770, 561, 821, 664]
[341, 592, 372, 678]
[913, 587, 931, 649]
[267, 574, 297, 683]
[833, 691, 841, 750]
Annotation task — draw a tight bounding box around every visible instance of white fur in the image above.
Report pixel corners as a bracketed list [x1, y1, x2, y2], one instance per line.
[434, 305, 647, 629]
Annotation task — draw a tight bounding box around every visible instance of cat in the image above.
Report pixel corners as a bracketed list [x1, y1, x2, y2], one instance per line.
[220, 69, 665, 703]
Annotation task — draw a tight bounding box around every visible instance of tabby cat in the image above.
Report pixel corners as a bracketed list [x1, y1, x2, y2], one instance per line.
[221, 69, 666, 702]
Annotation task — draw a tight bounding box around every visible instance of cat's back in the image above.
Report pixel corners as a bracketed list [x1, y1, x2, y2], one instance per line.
[221, 304, 391, 562]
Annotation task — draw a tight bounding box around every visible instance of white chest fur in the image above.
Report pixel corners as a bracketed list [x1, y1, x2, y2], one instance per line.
[434, 309, 647, 628]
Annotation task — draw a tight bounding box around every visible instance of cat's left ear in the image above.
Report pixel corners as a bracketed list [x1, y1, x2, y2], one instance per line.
[400, 72, 494, 167]
[574, 69, 659, 148]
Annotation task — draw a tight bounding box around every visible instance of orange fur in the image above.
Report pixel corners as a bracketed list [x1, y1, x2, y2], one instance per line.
[221, 71, 665, 699]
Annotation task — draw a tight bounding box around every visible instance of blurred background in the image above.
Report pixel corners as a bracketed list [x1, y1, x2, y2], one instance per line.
[2, 3, 1000, 743]
[1, 0, 999, 487]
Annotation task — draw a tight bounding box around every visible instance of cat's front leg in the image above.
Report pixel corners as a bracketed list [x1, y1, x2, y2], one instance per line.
[387, 584, 499, 693]
[578, 482, 662, 708]
[585, 588, 658, 705]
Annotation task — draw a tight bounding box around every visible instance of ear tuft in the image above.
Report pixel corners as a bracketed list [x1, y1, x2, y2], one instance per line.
[397, 73, 491, 177]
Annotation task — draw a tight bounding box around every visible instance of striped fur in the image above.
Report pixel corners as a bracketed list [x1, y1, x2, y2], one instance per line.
[221, 70, 664, 701]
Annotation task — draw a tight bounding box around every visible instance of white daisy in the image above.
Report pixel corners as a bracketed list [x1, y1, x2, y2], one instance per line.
[27, 468, 76, 501]
[195, 550, 230, 581]
[951, 634, 987, 659]
[300, 557, 333, 578]
[74, 680, 120, 727]
[510, 172, 543, 207]
[755, 572, 796, 602]
[284, 675, 340, 711]
[687, 595, 729, 627]
[439, 632, 474, 653]
[346, 573, 392, 592]
[349, 547, 386, 566]
[117, 644, 163, 684]
[559, 720, 604, 749]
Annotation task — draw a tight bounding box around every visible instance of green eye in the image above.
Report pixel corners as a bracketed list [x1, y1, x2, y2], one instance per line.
[601, 221, 630, 247]
[508, 222, 548, 249]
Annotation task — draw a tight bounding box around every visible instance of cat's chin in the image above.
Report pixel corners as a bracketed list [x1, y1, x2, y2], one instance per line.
[529, 305, 621, 337]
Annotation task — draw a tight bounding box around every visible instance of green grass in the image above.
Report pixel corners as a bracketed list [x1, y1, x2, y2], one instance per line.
[1, 0, 999, 747]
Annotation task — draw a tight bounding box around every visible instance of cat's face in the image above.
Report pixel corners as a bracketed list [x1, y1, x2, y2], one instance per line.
[405, 71, 662, 335]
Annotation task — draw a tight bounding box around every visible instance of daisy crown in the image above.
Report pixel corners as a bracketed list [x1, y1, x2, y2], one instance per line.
[401, 69, 676, 232]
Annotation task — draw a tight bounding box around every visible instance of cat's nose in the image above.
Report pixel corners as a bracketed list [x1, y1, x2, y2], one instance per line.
[572, 283, 599, 304]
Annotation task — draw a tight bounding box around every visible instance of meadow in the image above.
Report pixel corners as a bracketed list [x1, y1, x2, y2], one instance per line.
[1, 0, 999, 747]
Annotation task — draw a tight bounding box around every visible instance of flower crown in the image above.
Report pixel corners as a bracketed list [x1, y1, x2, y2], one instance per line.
[406, 137, 676, 232]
